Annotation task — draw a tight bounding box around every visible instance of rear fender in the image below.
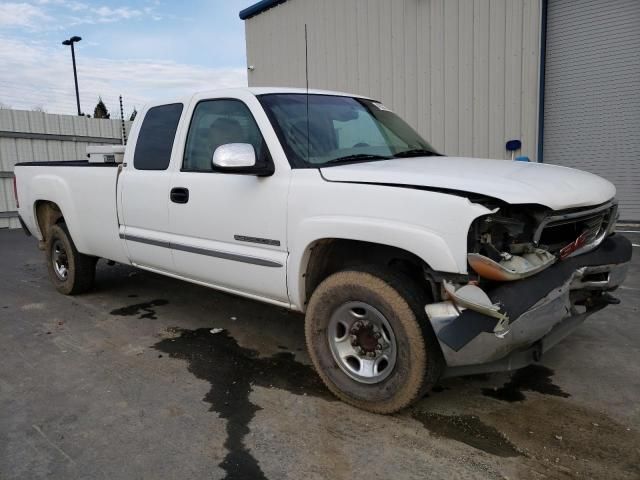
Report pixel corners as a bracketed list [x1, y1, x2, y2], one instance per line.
[30, 174, 81, 245]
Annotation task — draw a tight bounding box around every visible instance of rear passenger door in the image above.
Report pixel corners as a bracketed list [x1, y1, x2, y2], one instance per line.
[119, 103, 183, 273]
[167, 96, 290, 304]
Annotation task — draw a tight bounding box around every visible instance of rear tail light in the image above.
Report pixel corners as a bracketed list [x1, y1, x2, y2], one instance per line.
[12, 176, 19, 208]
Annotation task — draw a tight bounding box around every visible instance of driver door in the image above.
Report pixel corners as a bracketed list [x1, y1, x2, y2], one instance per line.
[167, 97, 290, 304]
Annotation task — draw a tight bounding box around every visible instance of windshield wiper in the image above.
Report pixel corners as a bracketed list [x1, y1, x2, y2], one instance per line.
[322, 154, 391, 165]
[393, 149, 439, 158]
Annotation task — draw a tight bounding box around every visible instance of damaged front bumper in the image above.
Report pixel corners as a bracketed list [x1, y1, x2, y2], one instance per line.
[427, 235, 632, 378]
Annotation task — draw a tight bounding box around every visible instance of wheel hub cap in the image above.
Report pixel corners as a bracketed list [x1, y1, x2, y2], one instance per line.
[52, 240, 69, 281]
[328, 301, 397, 384]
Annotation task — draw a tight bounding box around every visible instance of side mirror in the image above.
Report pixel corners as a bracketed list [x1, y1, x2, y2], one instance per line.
[212, 143, 256, 170]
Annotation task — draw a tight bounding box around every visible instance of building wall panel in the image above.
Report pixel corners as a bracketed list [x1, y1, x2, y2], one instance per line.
[458, 0, 474, 157]
[472, 0, 491, 157]
[44, 113, 61, 135]
[244, 0, 542, 161]
[429, 0, 445, 150]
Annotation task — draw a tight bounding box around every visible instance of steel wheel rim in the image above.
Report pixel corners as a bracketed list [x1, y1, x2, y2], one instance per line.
[52, 239, 69, 281]
[327, 301, 397, 384]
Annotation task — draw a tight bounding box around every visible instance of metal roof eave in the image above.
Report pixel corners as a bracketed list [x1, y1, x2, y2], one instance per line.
[239, 0, 288, 20]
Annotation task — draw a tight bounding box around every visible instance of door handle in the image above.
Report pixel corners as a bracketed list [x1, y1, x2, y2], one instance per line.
[170, 187, 189, 204]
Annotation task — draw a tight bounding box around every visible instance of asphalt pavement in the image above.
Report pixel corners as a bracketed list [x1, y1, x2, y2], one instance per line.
[1, 229, 638, 479]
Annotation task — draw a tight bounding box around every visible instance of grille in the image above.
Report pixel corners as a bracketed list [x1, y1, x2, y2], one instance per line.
[535, 202, 616, 256]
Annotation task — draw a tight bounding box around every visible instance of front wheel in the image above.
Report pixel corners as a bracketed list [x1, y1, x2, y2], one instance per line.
[46, 224, 97, 295]
[305, 266, 443, 413]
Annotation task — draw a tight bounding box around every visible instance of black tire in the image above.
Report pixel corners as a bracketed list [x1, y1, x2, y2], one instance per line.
[46, 223, 97, 295]
[305, 265, 444, 414]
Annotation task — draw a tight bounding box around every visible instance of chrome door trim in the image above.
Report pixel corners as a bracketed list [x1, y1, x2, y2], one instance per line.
[119, 233, 283, 268]
[233, 234, 281, 246]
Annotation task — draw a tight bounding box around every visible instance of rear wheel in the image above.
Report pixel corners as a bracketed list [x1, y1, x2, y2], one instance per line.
[305, 266, 443, 413]
[46, 224, 96, 295]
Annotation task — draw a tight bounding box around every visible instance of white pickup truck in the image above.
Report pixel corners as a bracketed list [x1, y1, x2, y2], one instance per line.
[14, 88, 632, 413]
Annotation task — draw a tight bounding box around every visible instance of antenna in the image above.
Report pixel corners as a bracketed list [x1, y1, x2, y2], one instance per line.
[305, 23, 310, 162]
[119, 95, 127, 145]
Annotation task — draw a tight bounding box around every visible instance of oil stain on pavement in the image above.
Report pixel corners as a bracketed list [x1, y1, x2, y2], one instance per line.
[110, 299, 169, 320]
[481, 365, 570, 402]
[153, 328, 332, 480]
[412, 411, 521, 457]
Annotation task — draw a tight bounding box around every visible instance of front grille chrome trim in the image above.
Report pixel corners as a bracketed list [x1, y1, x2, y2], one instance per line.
[533, 200, 617, 258]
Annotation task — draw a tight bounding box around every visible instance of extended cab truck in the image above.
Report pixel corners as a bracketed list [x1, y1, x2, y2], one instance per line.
[14, 88, 632, 413]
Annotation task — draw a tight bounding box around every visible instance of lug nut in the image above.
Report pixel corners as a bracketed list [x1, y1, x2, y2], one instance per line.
[354, 346, 363, 355]
[373, 332, 381, 339]
[366, 351, 376, 358]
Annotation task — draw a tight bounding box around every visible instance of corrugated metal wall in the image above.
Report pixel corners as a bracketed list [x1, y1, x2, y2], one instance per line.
[0, 109, 130, 228]
[245, 0, 542, 161]
[543, 0, 640, 221]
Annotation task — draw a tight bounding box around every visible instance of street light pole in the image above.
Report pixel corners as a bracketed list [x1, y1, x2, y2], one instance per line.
[62, 36, 82, 116]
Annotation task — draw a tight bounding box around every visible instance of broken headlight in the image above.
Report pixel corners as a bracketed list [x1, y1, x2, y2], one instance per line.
[467, 206, 556, 281]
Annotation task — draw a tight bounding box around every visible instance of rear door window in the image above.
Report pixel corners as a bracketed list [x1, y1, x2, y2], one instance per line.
[134, 103, 183, 170]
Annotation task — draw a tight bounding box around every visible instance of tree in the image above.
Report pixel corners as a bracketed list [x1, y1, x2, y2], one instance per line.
[93, 97, 110, 119]
[129, 108, 137, 121]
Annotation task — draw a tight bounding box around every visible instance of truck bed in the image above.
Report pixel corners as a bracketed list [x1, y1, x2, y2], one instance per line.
[14, 161, 128, 264]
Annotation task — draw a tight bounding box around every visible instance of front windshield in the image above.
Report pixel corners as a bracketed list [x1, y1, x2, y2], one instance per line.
[258, 94, 439, 167]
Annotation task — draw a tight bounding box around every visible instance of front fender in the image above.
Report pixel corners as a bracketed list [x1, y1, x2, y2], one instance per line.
[285, 170, 494, 311]
[287, 213, 486, 311]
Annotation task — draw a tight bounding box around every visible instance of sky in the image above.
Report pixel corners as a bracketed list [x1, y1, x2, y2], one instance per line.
[0, 0, 255, 117]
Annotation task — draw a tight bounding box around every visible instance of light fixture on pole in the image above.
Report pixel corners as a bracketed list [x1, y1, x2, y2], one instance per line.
[62, 36, 82, 116]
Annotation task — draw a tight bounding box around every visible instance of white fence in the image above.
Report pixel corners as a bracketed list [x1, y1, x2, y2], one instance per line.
[0, 109, 131, 228]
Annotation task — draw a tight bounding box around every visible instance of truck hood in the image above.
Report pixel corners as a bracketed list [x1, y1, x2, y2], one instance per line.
[320, 157, 616, 210]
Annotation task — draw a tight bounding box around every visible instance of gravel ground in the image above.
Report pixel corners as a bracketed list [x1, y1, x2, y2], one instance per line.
[1, 229, 638, 479]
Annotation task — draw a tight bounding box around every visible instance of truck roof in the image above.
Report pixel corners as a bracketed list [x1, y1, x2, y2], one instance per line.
[201, 86, 367, 98]
[245, 87, 367, 98]
[144, 87, 369, 110]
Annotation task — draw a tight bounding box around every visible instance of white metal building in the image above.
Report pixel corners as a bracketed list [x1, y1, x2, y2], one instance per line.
[241, 0, 640, 221]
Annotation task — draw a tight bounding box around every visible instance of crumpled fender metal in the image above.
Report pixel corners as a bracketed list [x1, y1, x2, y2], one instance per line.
[436, 234, 632, 352]
[442, 281, 509, 334]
